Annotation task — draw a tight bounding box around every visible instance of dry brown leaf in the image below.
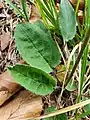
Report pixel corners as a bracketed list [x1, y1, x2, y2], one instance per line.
[0, 60, 27, 106]
[0, 71, 21, 106]
[0, 90, 42, 120]
[0, 31, 10, 51]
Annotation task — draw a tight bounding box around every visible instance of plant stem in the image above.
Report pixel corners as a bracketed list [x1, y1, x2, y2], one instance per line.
[66, 26, 90, 86]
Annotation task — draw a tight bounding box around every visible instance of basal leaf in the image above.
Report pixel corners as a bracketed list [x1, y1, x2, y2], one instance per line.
[14, 21, 60, 73]
[8, 64, 56, 95]
[59, 0, 76, 41]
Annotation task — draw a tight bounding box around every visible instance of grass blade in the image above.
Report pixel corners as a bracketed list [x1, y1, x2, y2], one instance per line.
[21, 0, 29, 21]
[87, 0, 90, 25]
[80, 45, 88, 94]
[36, 0, 56, 27]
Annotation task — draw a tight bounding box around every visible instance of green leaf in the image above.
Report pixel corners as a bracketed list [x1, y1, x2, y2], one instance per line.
[59, 0, 76, 41]
[43, 107, 67, 120]
[84, 103, 90, 112]
[14, 21, 60, 73]
[8, 64, 56, 95]
[65, 79, 77, 91]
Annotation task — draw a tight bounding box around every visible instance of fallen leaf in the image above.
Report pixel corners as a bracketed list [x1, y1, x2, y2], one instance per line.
[0, 60, 27, 106]
[0, 71, 21, 106]
[0, 90, 42, 120]
[0, 31, 10, 51]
